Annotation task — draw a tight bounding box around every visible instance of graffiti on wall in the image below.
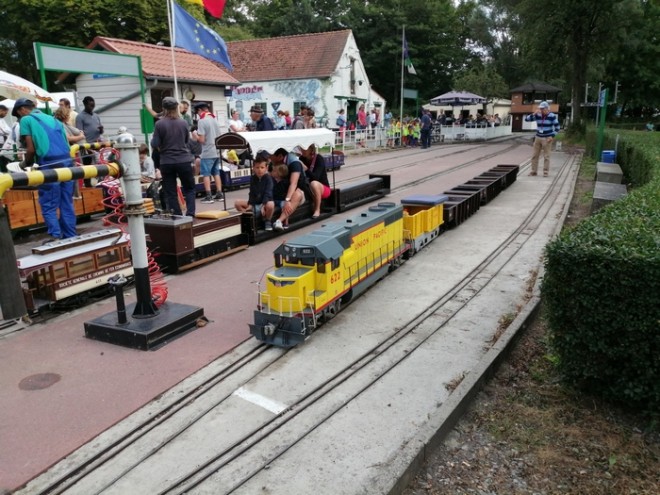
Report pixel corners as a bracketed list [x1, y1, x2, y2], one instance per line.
[232, 85, 265, 101]
[273, 79, 321, 108]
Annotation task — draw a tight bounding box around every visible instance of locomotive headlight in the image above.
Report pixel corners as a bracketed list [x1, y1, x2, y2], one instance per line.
[264, 322, 276, 336]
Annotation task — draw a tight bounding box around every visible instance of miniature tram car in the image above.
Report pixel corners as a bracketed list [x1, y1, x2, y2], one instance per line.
[144, 174, 392, 273]
[17, 229, 132, 313]
[250, 164, 520, 348]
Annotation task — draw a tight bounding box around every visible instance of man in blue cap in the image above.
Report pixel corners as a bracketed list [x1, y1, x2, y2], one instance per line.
[14, 97, 77, 240]
[524, 100, 560, 177]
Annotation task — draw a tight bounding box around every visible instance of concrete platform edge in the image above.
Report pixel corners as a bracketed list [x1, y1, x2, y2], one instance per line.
[387, 152, 580, 494]
[388, 294, 542, 495]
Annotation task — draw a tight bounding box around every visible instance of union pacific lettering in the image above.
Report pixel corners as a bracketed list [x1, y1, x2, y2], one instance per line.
[352, 237, 369, 249]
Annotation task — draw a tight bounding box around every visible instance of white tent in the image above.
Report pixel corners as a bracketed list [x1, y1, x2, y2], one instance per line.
[237, 128, 336, 154]
[423, 98, 512, 119]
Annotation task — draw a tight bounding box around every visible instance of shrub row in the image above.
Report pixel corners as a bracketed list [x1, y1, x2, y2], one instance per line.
[543, 130, 660, 415]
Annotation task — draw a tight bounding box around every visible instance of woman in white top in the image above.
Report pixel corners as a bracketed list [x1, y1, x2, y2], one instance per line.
[228, 110, 245, 132]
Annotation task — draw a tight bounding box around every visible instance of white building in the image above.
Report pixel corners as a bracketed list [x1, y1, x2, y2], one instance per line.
[226, 30, 385, 127]
[61, 37, 240, 142]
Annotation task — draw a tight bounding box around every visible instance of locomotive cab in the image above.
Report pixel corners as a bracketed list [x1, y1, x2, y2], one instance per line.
[252, 227, 350, 346]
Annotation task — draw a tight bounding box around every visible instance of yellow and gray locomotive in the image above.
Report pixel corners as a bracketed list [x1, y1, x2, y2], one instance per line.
[250, 195, 447, 347]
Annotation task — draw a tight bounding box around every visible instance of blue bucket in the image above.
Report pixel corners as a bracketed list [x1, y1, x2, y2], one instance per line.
[601, 150, 616, 163]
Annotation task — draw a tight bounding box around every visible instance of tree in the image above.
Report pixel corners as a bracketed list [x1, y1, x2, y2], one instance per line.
[0, 0, 169, 84]
[602, 0, 660, 115]
[347, 0, 470, 114]
[483, 0, 644, 128]
[453, 64, 509, 100]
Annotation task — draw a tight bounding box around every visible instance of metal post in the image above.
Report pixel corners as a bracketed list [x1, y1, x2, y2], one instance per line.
[595, 88, 609, 162]
[0, 207, 28, 320]
[108, 274, 128, 324]
[595, 83, 602, 124]
[113, 131, 158, 318]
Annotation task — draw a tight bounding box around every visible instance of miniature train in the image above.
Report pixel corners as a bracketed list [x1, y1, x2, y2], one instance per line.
[249, 164, 519, 347]
[14, 161, 517, 317]
[15, 174, 391, 312]
[144, 174, 391, 272]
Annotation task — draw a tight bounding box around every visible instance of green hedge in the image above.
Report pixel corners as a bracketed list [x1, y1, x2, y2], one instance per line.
[543, 131, 660, 414]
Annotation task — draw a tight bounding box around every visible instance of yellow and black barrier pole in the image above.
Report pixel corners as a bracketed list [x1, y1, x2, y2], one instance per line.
[0, 162, 122, 321]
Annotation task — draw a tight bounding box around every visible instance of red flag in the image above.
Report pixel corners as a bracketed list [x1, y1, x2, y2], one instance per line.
[186, 0, 226, 18]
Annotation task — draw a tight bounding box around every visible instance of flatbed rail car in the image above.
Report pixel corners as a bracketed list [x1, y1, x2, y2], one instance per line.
[144, 174, 391, 273]
[215, 128, 340, 190]
[17, 229, 132, 313]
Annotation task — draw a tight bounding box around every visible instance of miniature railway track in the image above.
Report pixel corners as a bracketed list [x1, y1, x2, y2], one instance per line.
[21, 148, 577, 495]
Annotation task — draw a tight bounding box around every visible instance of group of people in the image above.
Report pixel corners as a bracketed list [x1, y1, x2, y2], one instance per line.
[234, 143, 330, 231]
[1, 95, 108, 241]
[148, 97, 227, 216]
[436, 112, 503, 127]
[228, 104, 319, 133]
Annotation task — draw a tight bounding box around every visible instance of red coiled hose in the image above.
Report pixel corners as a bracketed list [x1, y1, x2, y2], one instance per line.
[97, 148, 168, 307]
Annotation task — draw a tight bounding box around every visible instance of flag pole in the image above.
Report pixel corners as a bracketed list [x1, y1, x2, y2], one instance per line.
[399, 26, 405, 124]
[167, 0, 180, 100]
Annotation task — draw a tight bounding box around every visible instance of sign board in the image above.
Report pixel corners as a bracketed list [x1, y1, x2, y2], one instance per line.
[599, 89, 607, 107]
[403, 88, 418, 100]
[34, 43, 141, 77]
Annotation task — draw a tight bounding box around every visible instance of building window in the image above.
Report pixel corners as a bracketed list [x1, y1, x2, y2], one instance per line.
[150, 89, 174, 112]
[350, 57, 356, 95]
[293, 101, 306, 115]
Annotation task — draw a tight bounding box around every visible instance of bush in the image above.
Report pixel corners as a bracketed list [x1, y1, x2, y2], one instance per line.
[542, 132, 660, 416]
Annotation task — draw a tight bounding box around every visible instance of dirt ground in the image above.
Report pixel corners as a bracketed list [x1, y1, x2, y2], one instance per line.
[403, 151, 660, 495]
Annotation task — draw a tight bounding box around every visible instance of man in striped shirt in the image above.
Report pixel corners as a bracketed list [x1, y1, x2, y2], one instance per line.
[525, 101, 560, 177]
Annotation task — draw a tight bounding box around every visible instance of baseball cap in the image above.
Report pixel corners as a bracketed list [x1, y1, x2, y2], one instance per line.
[193, 101, 210, 111]
[162, 97, 179, 110]
[11, 97, 35, 117]
[539, 101, 549, 109]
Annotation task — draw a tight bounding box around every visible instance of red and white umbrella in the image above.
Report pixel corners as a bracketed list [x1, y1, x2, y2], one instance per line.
[0, 70, 54, 103]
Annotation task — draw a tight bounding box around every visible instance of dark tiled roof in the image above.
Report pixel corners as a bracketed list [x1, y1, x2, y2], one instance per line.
[510, 81, 562, 93]
[227, 30, 351, 82]
[88, 37, 239, 85]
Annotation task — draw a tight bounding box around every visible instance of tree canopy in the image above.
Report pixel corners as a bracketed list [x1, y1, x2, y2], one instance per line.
[1, 0, 657, 118]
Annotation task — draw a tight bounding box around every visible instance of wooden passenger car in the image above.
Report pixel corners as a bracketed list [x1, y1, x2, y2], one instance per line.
[17, 229, 132, 312]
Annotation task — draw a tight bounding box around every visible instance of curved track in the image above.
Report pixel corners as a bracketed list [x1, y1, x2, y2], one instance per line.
[18, 139, 576, 495]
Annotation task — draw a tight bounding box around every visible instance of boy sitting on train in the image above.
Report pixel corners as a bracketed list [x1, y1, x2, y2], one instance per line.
[270, 163, 294, 230]
[234, 155, 275, 231]
[299, 144, 330, 219]
[270, 148, 310, 231]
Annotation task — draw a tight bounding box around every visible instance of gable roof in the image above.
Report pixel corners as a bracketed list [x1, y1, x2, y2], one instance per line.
[86, 37, 239, 86]
[227, 30, 351, 83]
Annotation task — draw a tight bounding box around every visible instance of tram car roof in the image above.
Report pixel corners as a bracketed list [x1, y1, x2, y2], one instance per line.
[17, 229, 128, 272]
[275, 202, 402, 263]
[215, 128, 336, 154]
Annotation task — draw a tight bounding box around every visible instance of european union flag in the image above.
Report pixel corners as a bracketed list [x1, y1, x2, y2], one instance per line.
[172, 1, 233, 71]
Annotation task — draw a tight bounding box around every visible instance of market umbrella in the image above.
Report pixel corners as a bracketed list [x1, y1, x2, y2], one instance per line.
[0, 70, 54, 103]
[430, 91, 486, 106]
